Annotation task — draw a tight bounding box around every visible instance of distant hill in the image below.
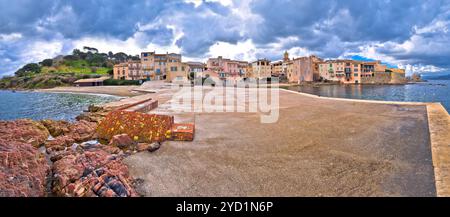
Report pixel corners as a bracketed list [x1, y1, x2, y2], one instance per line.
[0, 47, 140, 89]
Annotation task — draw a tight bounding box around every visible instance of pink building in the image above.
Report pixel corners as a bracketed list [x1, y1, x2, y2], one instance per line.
[206, 56, 248, 80]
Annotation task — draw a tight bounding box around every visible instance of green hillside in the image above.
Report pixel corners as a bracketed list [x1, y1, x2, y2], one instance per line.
[0, 47, 140, 89]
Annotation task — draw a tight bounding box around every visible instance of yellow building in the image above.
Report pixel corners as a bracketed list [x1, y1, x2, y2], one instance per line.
[271, 61, 283, 77]
[140, 52, 184, 81]
[166, 62, 189, 83]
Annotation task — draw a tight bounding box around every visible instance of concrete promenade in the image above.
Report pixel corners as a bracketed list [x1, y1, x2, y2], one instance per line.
[123, 85, 443, 196]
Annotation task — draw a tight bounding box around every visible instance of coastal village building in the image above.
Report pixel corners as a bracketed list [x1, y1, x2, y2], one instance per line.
[251, 59, 271, 79]
[271, 51, 321, 83]
[271, 61, 284, 77]
[206, 56, 248, 80]
[318, 60, 405, 84]
[113, 60, 142, 80]
[112, 50, 405, 85]
[271, 52, 290, 78]
[141, 52, 186, 82]
[289, 55, 322, 83]
[185, 62, 206, 79]
[318, 60, 362, 84]
[113, 52, 188, 83]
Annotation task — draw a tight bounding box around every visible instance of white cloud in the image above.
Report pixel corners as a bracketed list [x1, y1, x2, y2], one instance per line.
[207, 39, 256, 61]
[0, 33, 22, 41]
[21, 40, 64, 63]
[399, 64, 445, 75]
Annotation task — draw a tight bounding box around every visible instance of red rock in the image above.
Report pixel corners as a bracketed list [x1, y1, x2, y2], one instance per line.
[43, 121, 98, 154]
[76, 105, 111, 123]
[68, 120, 98, 142]
[45, 135, 75, 152]
[170, 123, 195, 141]
[109, 134, 135, 149]
[136, 143, 150, 152]
[40, 120, 71, 137]
[99, 145, 122, 155]
[0, 119, 50, 147]
[0, 139, 50, 197]
[51, 147, 138, 197]
[135, 142, 161, 152]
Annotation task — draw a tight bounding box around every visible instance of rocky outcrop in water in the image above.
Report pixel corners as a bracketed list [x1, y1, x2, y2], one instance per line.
[76, 105, 113, 123]
[0, 119, 50, 147]
[40, 120, 71, 137]
[44, 120, 98, 152]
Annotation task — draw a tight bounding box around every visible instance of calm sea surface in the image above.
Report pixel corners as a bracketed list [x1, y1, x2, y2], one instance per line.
[0, 90, 120, 121]
[287, 79, 450, 112]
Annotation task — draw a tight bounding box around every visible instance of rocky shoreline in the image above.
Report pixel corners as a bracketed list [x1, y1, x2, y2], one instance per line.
[0, 105, 158, 197]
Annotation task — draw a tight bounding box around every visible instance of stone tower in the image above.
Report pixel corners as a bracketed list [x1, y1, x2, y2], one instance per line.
[283, 51, 289, 62]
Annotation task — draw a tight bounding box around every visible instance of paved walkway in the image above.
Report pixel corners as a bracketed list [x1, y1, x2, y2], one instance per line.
[124, 86, 438, 196]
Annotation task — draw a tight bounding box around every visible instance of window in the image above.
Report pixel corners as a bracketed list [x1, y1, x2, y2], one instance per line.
[354, 73, 359, 77]
[346, 63, 350, 66]
[354, 69, 358, 72]
[143, 53, 148, 57]
[182, 66, 185, 71]
[171, 67, 177, 71]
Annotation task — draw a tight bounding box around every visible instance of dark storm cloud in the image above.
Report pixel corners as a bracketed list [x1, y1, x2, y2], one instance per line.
[1, 0, 450, 76]
[249, 0, 450, 68]
[251, 0, 441, 44]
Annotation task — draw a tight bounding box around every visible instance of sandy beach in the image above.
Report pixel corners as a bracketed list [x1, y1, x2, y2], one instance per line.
[39, 85, 143, 97]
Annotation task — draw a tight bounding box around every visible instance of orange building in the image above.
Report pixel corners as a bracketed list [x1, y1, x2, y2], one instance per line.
[113, 60, 141, 80]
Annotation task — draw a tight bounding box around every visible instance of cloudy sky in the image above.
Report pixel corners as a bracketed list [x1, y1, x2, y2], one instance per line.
[1, 0, 450, 76]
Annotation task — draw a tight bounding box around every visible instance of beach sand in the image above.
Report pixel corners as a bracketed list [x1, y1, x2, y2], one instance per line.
[39, 85, 143, 97]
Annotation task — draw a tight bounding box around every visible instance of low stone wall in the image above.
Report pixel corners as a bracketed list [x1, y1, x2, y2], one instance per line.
[361, 71, 392, 84]
[427, 103, 450, 197]
[391, 72, 406, 84]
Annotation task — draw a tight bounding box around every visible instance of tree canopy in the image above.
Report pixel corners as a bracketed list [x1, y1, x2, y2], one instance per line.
[15, 63, 41, 76]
